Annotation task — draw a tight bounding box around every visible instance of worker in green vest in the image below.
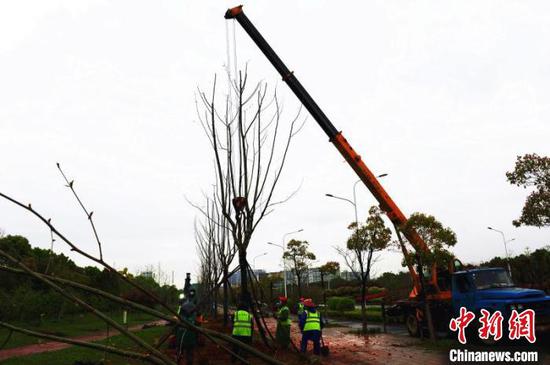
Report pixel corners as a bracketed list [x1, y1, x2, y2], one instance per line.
[297, 297, 305, 316]
[299, 299, 323, 355]
[275, 296, 291, 349]
[231, 302, 253, 363]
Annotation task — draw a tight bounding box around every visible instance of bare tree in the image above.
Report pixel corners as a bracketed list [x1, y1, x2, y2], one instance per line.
[195, 193, 237, 325]
[196, 213, 218, 317]
[196, 70, 303, 306]
[212, 199, 236, 326]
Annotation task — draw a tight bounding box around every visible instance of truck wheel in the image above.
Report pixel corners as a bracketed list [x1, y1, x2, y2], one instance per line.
[406, 313, 420, 337]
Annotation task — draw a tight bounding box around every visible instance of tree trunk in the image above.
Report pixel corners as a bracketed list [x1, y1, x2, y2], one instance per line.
[223, 267, 229, 327]
[238, 249, 250, 306]
[416, 257, 436, 341]
[424, 300, 436, 341]
[360, 280, 367, 333]
[296, 271, 302, 298]
[320, 271, 326, 305]
[247, 265, 271, 347]
[213, 285, 218, 319]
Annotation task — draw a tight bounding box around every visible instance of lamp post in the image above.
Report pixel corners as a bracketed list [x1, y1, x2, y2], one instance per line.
[253, 252, 267, 271]
[326, 174, 388, 225]
[487, 227, 514, 278]
[268, 228, 304, 297]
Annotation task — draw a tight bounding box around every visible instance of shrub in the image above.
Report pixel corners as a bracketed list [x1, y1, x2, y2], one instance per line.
[326, 286, 358, 297]
[326, 285, 386, 298]
[367, 286, 384, 294]
[327, 296, 355, 312]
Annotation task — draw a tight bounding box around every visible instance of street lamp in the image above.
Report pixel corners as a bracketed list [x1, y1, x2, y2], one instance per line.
[252, 252, 267, 271]
[326, 184, 359, 225]
[326, 174, 388, 225]
[487, 227, 514, 278]
[267, 228, 304, 297]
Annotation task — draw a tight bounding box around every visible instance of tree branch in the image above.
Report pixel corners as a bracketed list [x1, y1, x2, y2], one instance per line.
[0, 321, 165, 365]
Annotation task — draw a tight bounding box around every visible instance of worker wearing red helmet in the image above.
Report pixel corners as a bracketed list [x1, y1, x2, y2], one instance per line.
[298, 298, 323, 355]
[275, 296, 291, 349]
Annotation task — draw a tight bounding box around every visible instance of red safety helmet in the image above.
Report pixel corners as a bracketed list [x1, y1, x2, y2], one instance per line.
[303, 298, 315, 308]
[278, 296, 288, 303]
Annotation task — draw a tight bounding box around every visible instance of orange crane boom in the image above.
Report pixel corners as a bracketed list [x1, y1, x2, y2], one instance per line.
[225, 5, 451, 299]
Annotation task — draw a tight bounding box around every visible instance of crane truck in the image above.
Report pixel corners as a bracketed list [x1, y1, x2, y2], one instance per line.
[224, 6, 550, 340]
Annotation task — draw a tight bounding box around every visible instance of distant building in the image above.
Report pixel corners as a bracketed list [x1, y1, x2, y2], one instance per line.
[254, 269, 267, 280]
[339, 270, 358, 281]
[140, 271, 154, 279]
[265, 267, 342, 286]
[306, 267, 340, 285]
[229, 269, 267, 287]
[229, 270, 241, 286]
[307, 267, 322, 284]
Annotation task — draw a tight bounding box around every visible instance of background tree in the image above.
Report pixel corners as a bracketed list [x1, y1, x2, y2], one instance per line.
[195, 213, 221, 318]
[319, 261, 340, 304]
[197, 71, 302, 306]
[195, 195, 236, 326]
[480, 246, 550, 292]
[283, 239, 316, 298]
[506, 153, 550, 227]
[336, 206, 391, 332]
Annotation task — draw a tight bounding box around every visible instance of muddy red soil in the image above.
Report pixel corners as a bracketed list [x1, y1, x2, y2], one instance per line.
[186, 318, 446, 365]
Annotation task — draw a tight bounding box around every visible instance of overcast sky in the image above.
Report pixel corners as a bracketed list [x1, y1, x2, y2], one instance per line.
[1, 1, 549, 287]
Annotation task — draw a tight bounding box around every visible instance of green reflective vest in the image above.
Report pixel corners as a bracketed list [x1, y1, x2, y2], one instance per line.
[298, 302, 304, 314]
[232, 310, 252, 337]
[278, 306, 291, 326]
[303, 310, 321, 332]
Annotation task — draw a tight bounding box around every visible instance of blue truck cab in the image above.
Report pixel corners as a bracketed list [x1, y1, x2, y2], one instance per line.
[392, 267, 550, 339]
[452, 268, 550, 336]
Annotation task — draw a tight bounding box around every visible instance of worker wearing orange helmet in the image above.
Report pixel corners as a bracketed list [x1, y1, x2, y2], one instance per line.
[298, 298, 323, 355]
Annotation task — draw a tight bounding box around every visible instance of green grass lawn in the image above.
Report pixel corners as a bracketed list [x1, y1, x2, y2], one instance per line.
[1, 325, 168, 365]
[0, 310, 156, 350]
[326, 309, 382, 322]
[325, 306, 403, 323]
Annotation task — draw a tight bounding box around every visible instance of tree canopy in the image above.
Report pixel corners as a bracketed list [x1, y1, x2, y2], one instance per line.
[347, 206, 392, 255]
[284, 239, 316, 296]
[402, 212, 457, 267]
[319, 261, 340, 276]
[506, 153, 550, 228]
[337, 206, 392, 332]
[0, 234, 178, 322]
